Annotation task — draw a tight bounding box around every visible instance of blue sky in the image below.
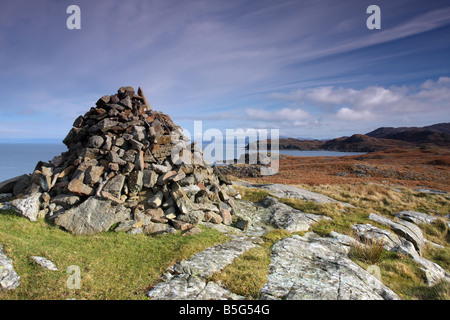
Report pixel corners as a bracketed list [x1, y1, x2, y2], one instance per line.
[0, 0, 449, 142]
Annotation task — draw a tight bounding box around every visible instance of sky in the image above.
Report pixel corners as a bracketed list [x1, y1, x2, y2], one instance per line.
[0, 0, 449, 143]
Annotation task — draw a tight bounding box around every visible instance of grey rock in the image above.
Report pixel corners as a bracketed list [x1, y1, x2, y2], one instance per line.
[148, 191, 164, 208]
[50, 194, 81, 209]
[108, 152, 127, 166]
[103, 174, 126, 199]
[171, 182, 197, 214]
[170, 236, 257, 278]
[12, 174, 31, 196]
[369, 213, 424, 255]
[142, 170, 158, 188]
[2, 192, 42, 222]
[414, 188, 447, 195]
[352, 223, 450, 286]
[0, 175, 29, 193]
[0, 243, 20, 290]
[54, 197, 130, 235]
[261, 196, 331, 233]
[394, 211, 438, 225]
[88, 118, 118, 133]
[88, 135, 104, 149]
[31, 256, 58, 271]
[147, 273, 244, 300]
[127, 170, 143, 194]
[232, 200, 274, 236]
[114, 220, 142, 233]
[0, 193, 13, 202]
[260, 233, 399, 300]
[152, 164, 169, 174]
[352, 223, 417, 257]
[143, 222, 176, 235]
[177, 210, 204, 225]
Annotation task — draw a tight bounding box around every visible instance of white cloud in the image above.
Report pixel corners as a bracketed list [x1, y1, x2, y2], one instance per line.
[245, 107, 310, 123]
[336, 107, 377, 122]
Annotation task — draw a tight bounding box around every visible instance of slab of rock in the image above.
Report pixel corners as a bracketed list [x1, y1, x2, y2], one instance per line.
[394, 211, 438, 225]
[260, 233, 399, 300]
[54, 197, 131, 235]
[261, 196, 332, 233]
[1, 192, 42, 221]
[352, 223, 417, 257]
[254, 184, 353, 207]
[369, 213, 424, 255]
[147, 273, 244, 300]
[31, 256, 58, 271]
[0, 243, 20, 291]
[232, 200, 274, 236]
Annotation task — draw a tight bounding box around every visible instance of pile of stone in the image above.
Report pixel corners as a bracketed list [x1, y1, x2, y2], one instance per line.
[0, 87, 240, 236]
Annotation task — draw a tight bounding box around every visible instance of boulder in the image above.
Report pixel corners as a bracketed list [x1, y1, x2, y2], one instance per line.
[2, 192, 42, 222]
[260, 233, 399, 300]
[54, 197, 131, 235]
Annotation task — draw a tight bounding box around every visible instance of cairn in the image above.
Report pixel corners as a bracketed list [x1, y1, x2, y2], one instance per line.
[0, 87, 239, 235]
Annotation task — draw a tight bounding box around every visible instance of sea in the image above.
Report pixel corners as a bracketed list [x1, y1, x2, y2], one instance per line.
[0, 142, 365, 183]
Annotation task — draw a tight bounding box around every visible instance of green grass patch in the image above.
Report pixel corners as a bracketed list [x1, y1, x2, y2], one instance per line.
[0, 211, 228, 300]
[232, 186, 271, 203]
[208, 229, 292, 299]
[208, 246, 271, 299]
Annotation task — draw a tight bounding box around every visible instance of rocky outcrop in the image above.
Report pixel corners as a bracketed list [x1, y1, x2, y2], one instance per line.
[261, 196, 332, 233]
[394, 210, 438, 225]
[252, 183, 353, 207]
[369, 213, 424, 255]
[260, 233, 399, 300]
[352, 223, 450, 286]
[0, 243, 20, 291]
[147, 235, 257, 300]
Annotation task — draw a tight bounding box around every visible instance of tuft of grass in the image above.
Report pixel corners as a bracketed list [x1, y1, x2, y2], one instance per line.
[0, 211, 228, 300]
[348, 238, 384, 265]
[260, 229, 292, 249]
[232, 185, 271, 203]
[413, 280, 450, 300]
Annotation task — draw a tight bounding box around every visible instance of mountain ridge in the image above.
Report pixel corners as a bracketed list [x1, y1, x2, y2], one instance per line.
[248, 123, 450, 152]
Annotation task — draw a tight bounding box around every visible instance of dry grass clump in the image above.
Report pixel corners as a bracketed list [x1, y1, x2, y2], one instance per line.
[348, 238, 384, 265]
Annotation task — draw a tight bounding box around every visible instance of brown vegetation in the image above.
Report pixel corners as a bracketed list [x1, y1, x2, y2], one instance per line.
[244, 147, 450, 192]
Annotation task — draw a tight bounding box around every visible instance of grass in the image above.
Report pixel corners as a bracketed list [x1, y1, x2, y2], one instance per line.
[304, 182, 450, 218]
[0, 211, 228, 300]
[232, 185, 270, 203]
[348, 238, 384, 265]
[208, 229, 292, 299]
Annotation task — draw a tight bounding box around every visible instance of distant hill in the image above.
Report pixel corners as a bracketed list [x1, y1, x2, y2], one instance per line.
[365, 122, 450, 146]
[248, 123, 450, 152]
